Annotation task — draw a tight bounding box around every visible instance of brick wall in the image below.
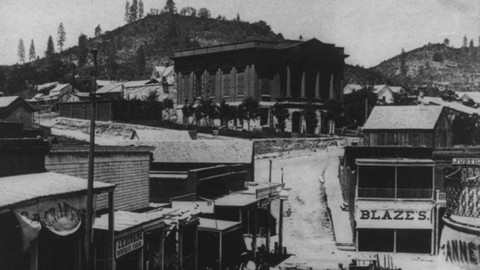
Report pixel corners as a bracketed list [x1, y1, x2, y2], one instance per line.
[45, 149, 151, 211]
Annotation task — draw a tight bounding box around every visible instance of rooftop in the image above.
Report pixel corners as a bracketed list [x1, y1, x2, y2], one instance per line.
[0, 96, 19, 108]
[198, 218, 241, 233]
[143, 140, 253, 164]
[0, 172, 114, 210]
[363, 105, 444, 130]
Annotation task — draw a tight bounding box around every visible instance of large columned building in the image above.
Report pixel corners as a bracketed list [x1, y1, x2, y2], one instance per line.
[173, 38, 347, 133]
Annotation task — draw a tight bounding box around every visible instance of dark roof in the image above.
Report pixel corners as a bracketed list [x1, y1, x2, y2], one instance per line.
[174, 38, 343, 58]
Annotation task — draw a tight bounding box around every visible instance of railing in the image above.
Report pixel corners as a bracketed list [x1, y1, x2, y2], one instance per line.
[357, 188, 433, 199]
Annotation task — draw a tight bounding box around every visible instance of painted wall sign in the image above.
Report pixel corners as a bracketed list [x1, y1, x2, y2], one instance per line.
[438, 225, 480, 270]
[355, 206, 433, 229]
[116, 231, 144, 258]
[14, 195, 89, 236]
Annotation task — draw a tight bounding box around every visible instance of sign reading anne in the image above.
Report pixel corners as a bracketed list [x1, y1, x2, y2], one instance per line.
[116, 231, 144, 258]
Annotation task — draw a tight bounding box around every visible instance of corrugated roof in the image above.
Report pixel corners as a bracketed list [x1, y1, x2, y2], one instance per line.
[144, 140, 253, 164]
[0, 172, 114, 209]
[0, 96, 19, 108]
[198, 218, 241, 232]
[363, 105, 444, 130]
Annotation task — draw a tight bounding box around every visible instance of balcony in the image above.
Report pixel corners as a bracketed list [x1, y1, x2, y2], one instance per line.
[357, 188, 434, 200]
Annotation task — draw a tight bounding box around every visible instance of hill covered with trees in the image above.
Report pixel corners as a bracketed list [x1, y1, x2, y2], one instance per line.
[373, 39, 480, 90]
[0, 1, 283, 97]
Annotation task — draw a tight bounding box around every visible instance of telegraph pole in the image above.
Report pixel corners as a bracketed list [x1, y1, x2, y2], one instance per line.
[85, 48, 98, 270]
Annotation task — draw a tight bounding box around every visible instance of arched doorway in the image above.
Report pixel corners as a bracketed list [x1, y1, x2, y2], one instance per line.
[292, 111, 301, 133]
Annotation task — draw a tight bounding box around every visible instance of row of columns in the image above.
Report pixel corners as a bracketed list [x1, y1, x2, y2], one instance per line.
[285, 65, 336, 99]
[177, 65, 257, 102]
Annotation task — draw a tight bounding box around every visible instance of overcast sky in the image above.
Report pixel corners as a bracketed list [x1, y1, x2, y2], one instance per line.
[1, 0, 480, 67]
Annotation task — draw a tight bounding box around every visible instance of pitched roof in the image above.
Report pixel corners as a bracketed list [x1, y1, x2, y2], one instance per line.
[96, 82, 125, 94]
[144, 140, 253, 164]
[372, 85, 389, 94]
[363, 105, 444, 130]
[421, 96, 480, 115]
[0, 172, 114, 210]
[49, 83, 71, 96]
[389, 86, 404, 94]
[0, 96, 19, 108]
[458, 92, 480, 104]
[36, 81, 58, 91]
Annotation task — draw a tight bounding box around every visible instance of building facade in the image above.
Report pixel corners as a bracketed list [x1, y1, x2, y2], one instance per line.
[173, 39, 347, 133]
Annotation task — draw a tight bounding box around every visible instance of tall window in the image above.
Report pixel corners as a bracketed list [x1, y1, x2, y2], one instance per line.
[237, 73, 244, 96]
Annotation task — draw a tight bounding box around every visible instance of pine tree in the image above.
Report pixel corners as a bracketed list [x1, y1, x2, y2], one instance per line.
[17, 39, 25, 63]
[163, 0, 177, 14]
[444, 38, 450, 47]
[78, 34, 88, 67]
[129, 0, 138, 23]
[45, 35, 55, 58]
[463, 35, 468, 48]
[29, 39, 36, 62]
[299, 35, 303, 40]
[57, 23, 66, 52]
[470, 39, 474, 48]
[138, 0, 144, 19]
[236, 13, 240, 21]
[125, 1, 130, 23]
[95, 25, 102, 37]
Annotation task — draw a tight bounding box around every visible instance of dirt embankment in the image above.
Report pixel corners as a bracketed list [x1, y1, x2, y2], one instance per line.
[253, 137, 358, 156]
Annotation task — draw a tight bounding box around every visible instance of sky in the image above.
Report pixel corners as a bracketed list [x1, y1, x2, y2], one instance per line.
[1, 0, 480, 67]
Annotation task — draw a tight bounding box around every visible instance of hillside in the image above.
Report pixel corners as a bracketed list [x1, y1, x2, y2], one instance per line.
[0, 13, 283, 96]
[373, 43, 480, 90]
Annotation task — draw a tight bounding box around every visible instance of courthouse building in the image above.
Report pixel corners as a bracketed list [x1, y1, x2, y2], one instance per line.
[173, 38, 347, 133]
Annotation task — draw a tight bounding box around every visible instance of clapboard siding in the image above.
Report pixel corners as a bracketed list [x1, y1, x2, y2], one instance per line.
[45, 150, 151, 211]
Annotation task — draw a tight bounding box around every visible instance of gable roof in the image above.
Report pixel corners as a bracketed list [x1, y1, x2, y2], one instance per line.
[143, 140, 253, 164]
[421, 96, 480, 115]
[372, 85, 389, 94]
[389, 86, 404, 94]
[0, 96, 35, 117]
[0, 96, 19, 108]
[49, 83, 71, 96]
[458, 92, 480, 104]
[363, 105, 445, 130]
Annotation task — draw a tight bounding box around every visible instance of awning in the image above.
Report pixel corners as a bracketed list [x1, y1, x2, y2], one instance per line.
[93, 210, 165, 233]
[356, 158, 435, 167]
[198, 218, 241, 233]
[0, 172, 114, 211]
[215, 193, 258, 207]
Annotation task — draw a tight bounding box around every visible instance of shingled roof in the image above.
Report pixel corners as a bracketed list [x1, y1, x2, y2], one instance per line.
[363, 105, 444, 130]
[145, 140, 253, 164]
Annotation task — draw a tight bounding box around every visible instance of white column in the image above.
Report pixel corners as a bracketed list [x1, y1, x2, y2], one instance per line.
[329, 73, 335, 99]
[315, 72, 320, 98]
[286, 66, 291, 97]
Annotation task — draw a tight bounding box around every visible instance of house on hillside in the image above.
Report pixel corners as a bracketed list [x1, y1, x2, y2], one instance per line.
[372, 85, 404, 104]
[457, 91, 480, 106]
[173, 38, 348, 134]
[95, 79, 176, 102]
[363, 105, 452, 148]
[0, 96, 35, 128]
[343, 84, 363, 95]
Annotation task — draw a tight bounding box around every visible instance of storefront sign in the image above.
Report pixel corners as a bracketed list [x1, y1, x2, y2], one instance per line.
[355, 204, 433, 229]
[14, 195, 88, 236]
[116, 231, 144, 258]
[451, 158, 480, 181]
[438, 225, 480, 270]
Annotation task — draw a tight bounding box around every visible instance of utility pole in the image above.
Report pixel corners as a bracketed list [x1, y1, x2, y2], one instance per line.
[84, 48, 98, 270]
[266, 160, 272, 253]
[279, 168, 284, 254]
[364, 98, 368, 125]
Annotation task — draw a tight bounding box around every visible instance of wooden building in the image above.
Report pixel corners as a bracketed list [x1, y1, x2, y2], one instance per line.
[173, 39, 347, 133]
[363, 105, 452, 148]
[0, 96, 35, 128]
